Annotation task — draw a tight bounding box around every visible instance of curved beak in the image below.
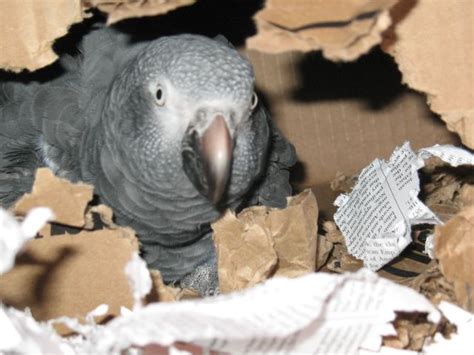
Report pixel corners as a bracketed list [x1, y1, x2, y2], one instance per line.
[200, 115, 233, 204]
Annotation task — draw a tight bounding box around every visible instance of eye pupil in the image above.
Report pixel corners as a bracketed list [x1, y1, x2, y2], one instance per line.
[155, 86, 165, 106]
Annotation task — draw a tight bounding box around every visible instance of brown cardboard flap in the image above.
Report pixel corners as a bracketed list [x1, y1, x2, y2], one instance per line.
[87, 0, 196, 24]
[383, 0, 474, 149]
[247, 0, 397, 61]
[0, 229, 138, 329]
[0, 0, 84, 72]
[14, 168, 93, 228]
[0, 168, 141, 335]
[435, 205, 474, 313]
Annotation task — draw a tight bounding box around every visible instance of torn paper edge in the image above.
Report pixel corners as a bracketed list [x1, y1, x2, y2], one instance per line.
[124, 252, 152, 310]
[0, 207, 53, 275]
[55, 269, 440, 354]
[3, 259, 467, 354]
[334, 143, 474, 270]
[422, 301, 474, 354]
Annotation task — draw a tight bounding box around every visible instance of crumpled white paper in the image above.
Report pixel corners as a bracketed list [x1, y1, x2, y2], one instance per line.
[334, 143, 474, 270]
[124, 252, 152, 311]
[0, 207, 53, 275]
[51, 268, 440, 354]
[0, 306, 74, 354]
[1, 249, 469, 354]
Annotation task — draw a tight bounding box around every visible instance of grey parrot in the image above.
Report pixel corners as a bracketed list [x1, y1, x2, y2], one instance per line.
[0, 26, 296, 295]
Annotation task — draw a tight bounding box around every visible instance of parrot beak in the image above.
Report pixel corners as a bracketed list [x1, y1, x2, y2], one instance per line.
[182, 114, 233, 205]
[200, 115, 233, 204]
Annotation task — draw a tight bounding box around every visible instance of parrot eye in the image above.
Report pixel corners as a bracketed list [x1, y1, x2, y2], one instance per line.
[155, 86, 165, 106]
[250, 92, 258, 110]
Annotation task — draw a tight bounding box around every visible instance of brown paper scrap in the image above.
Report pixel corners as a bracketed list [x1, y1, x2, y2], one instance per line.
[84, 204, 118, 230]
[383, 313, 442, 351]
[14, 168, 93, 228]
[213, 210, 278, 294]
[87, 0, 196, 24]
[435, 204, 474, 312]
[459, 184, 474, 208]
[322, 221, 364, 273]
[0, 229, 138, 334]
[408, 261, 458, 307]
[0, 0, 84, 72]
[247, 0, 397, 61]
[213, 189, 318, 293]
[383, 0, 474, 148]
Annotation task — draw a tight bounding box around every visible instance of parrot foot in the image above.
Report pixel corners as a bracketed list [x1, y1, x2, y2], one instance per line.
[180, 254, 219, 297]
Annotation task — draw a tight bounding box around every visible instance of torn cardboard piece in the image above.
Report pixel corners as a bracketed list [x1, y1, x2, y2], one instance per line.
[383, 0, 474, 149]
[0, 0, 84, 72]
[0, 229, 138, 332]
[246, 0, 397, 61]
[0, 0, 195, 72]
[212, 189, 318, 293]
[0, 168, 144, 335]
[434, 205, 474, 313]
[14, 168, 93, 228]
[334, 143, 474, 271]
[87, 0, 196, 25]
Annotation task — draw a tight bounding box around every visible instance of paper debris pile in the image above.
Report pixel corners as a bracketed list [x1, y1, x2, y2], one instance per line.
[319, 144, 473, 316]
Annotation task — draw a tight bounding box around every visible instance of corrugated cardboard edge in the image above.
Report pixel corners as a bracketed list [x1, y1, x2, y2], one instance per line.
[246, 0, 397, 61]
[86, 0, 196, 25]
[382, 0, 474, 149]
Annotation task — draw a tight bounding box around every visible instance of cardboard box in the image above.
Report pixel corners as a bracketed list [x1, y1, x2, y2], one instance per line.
[0, 0, 472, 353]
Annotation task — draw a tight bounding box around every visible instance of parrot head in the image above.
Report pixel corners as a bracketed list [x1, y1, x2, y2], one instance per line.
[107, 34, 269, 206]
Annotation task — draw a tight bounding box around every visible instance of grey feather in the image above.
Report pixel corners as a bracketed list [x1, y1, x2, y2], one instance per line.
[0, 27, 296, 294]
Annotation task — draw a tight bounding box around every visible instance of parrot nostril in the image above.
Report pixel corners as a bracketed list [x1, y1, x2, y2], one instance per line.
[196, 109, 206, 123]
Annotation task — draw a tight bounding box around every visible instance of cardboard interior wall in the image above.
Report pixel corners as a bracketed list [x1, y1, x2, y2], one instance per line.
[247, 49, 459, 216]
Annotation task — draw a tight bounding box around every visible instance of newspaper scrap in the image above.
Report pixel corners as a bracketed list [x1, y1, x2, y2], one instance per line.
[1, 267, 445, 354]
[334, 143, 474, 271]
